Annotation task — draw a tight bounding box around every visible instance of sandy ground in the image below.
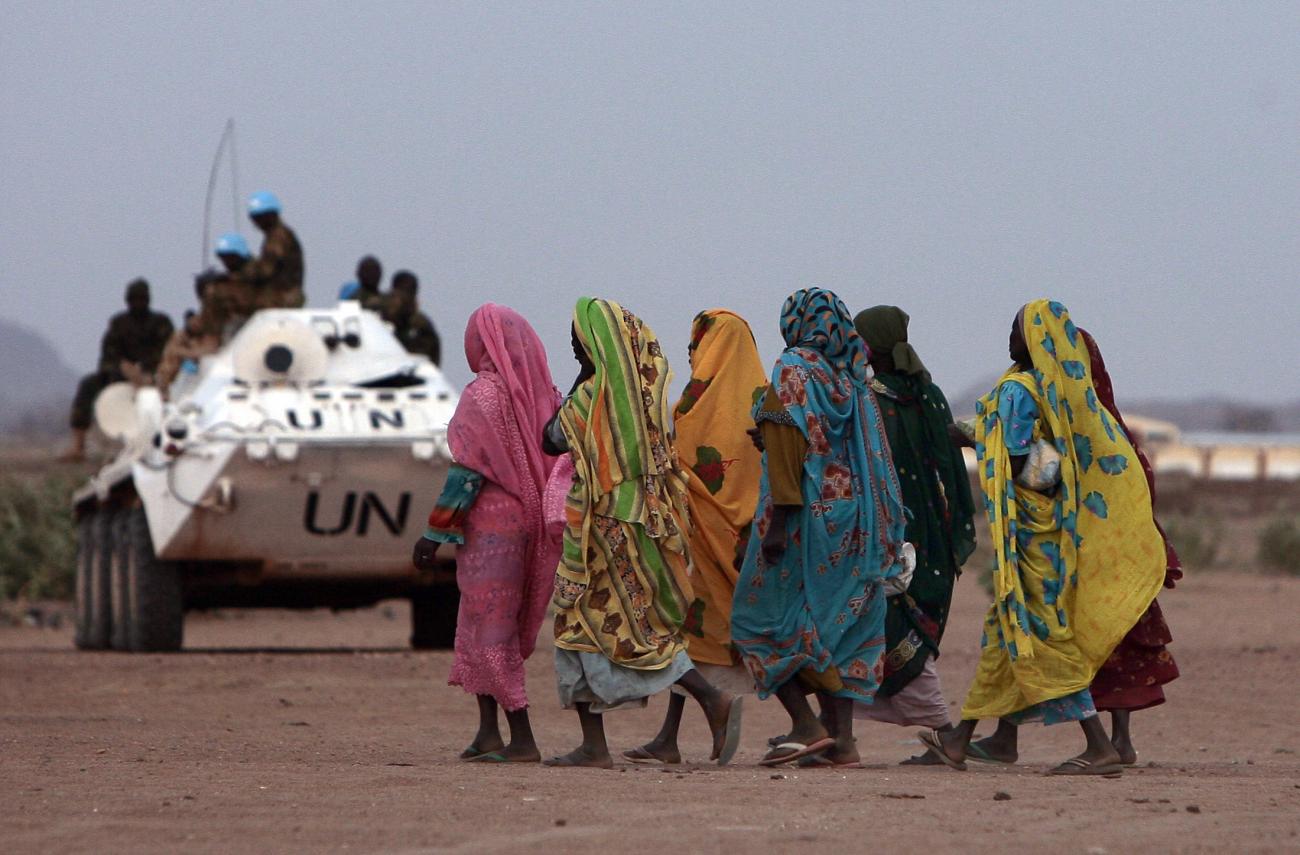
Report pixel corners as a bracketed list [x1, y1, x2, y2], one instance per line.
[2, 572, 1298, 854]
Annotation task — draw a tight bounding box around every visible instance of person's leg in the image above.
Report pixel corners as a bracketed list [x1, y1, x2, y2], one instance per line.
[1109, 709, 1136, 764]
[768, 683, 828, 747]
[772, 679, 829, 747]
[899, 721, 954, 765]
[927, 718, 978, 764]
[62, 374, 102, 461]
[501, 707, 541, 762]
[968, 717, 1020, 763]
[624, 692, 686, 764]
[543, 702, 614, 768]
[674, 669, 740, 762]
[460, 694, 504, 758]
[817, 692, 859, 765]
[1049, 714, 1123, 772]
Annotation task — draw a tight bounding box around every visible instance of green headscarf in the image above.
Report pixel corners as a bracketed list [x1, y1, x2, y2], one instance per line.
[854, 305, 928, 382]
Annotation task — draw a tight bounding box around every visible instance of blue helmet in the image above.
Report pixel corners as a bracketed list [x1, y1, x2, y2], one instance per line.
[214, 232, 251, 259]
[247, 190, 281, 216]
[338, 281, 361, 300]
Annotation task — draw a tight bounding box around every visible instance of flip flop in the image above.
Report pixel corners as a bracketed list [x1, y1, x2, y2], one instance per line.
[466, 751, 514, 764]
[1047, 757, 1124, 777]
[916, 729, 967, 771]
[759, 737, 835, 767]
[459, 746, 489, 760]
[715, 696, 744, 767]
[967, 741, 1016, 766]
[621, 746, 678, 765]
[796, 754, 862, 769]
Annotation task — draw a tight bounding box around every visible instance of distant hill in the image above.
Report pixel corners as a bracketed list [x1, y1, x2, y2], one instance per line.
[0, 320, 78, 436]
[947, 374, 1300, 434]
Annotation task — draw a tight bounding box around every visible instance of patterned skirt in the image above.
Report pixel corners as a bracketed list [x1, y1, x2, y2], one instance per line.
[1089, 598, 1179, 712]
[447, 484, 536, 711]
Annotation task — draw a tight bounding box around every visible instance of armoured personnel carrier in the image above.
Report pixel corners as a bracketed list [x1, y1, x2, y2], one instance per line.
[72, 302, 460, 651]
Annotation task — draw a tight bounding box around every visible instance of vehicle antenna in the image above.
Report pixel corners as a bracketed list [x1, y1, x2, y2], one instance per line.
[201, 119, 236, 267]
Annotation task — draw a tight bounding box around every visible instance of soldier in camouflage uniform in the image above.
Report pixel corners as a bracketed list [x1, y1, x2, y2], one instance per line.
[64, 278, 173, 460]
[204, 232, 256, 339]
[156, 309, 221, 394]
[245, 191, 305, 309]
[355, 255, 386, 313]
[383, 270, 441, 366]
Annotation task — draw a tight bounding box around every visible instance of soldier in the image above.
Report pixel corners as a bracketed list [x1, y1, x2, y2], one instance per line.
[245, 191, 305, 309]
[205, 232, 256, 339]
[354, 255, 386, 312]
[383, 270, 441, 366]
[63, 278, 173, 460]
[156, 309, 221, 394]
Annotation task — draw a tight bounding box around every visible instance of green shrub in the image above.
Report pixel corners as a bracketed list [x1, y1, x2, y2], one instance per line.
[0, 474, 78, 601]
[1258, 518, 1300, 576]
[1161, 515, 1220, 570]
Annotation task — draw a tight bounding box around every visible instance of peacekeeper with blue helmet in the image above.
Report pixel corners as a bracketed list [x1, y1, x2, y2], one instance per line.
[244, 191, 305, 309]
[200, 232, 256, 338]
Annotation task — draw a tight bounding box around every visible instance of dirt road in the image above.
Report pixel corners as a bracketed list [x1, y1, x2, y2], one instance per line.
[2, 572, 1298, 853]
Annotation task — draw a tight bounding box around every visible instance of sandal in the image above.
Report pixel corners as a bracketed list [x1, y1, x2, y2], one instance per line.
[967, 741, 1016, 766]
[916, 729, 967, 771]
[759, 737, 835, 767]
[621, 746, 678, 765]
[1048, 757, 1123, 776]
[714, 696, 744, 767]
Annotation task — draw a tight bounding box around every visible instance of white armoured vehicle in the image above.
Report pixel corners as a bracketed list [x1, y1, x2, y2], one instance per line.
[72, 303, 460, 651]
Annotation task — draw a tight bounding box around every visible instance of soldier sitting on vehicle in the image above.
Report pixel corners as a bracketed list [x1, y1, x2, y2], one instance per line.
[383, 270, 441, 366]
[205, 232, 256, 339]
[63, 278, 173, 460]
[156, 308, 221, 395]
[354, 255, 386, 313]
[245, 191, 305, 309]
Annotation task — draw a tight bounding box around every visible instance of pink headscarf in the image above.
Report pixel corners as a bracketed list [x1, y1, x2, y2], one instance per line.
[446, 304, 563, 654]
[450, 303, 560, 503]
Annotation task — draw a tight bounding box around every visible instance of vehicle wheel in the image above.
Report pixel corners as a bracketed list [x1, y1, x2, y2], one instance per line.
[410, 581, 458, 650]
[109, 509, 132, 651]
[122, 505, 184, 652]
[74, 511, 111, 650]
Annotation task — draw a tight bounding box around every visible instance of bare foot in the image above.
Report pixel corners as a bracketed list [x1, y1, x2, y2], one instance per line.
[622, 740, 681, 765]
[542, 746, 614, 769]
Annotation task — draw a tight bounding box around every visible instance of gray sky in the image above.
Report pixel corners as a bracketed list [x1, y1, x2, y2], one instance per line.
[2, 2, 1297, 407]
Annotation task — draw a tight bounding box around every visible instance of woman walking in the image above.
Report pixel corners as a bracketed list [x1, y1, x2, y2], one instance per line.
[923, 299, 1168, 775]
[851, 306, 977, 763]
[623, 309, 767, 765]
[544, 297, 743, 769]
[961, 325, 1180, 768]
[412, 303, 562, 763]
[731, 287, 907, 768]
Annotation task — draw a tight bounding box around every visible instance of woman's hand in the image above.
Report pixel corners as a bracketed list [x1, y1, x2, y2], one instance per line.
[747, 425, 765, 453]
[947, 422, 975, 449]
[761, 506, 792, 565]
[411, 536, 440, 571]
